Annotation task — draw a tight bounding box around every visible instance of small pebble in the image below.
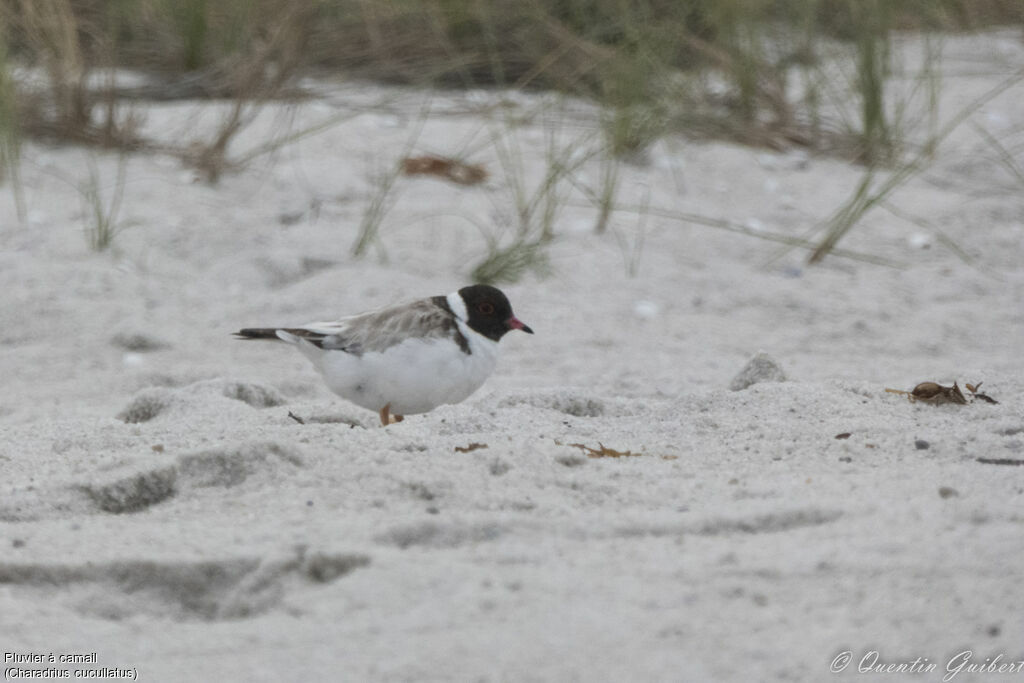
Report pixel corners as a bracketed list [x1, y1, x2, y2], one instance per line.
[938, 486, 959, 499]
[729, 351, 787, 391]
[915, 439, 930, 450]
[121, 352, 145, 368]
[633, 300, 660, 319]
[908, 233, 933, 250]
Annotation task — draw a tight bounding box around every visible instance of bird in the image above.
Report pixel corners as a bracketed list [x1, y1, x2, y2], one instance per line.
[234, 284, 533, 426]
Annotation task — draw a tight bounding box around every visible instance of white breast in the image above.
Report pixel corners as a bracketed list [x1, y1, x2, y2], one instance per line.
[310, 324, 499, 415]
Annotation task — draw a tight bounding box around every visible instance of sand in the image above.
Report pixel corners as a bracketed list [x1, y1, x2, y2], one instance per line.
[1, 30, 1023, 683]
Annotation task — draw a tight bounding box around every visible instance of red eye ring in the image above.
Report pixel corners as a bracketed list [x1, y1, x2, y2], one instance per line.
[479, 302, 495, 315]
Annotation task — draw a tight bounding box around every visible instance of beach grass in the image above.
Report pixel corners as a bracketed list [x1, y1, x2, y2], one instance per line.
[1, 0, 1021, 265]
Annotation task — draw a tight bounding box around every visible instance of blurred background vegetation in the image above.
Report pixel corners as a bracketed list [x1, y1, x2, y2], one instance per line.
[2, 0, 1021, 154]
[1, 0, 1021, 265]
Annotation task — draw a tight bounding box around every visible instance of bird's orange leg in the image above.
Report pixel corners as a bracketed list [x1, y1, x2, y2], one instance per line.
[378, 404, 405, 426]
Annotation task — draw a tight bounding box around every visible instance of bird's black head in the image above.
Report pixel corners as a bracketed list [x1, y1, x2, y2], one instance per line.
[458, 284, 534, 342]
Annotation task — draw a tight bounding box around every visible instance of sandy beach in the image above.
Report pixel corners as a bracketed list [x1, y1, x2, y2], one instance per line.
[2, 28, 1023, 683]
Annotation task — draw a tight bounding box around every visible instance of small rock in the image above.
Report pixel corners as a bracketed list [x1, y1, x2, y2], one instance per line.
[122, 352, 145, 368]
[915, 439, 930, 450]
[938, 486, 959, 499]
[633, 300, 660, 319]
[729, 351, 787, 391]
[908, 233, 933, 250]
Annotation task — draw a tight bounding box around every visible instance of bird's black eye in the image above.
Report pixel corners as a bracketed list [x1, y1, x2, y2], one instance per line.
[478, 302, 495, 315]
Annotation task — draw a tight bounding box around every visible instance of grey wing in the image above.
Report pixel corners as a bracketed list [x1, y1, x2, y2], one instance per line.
[300, 298, 458, 355]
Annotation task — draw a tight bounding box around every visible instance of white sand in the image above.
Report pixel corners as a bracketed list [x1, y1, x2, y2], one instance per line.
[2, 31, 1023, 682]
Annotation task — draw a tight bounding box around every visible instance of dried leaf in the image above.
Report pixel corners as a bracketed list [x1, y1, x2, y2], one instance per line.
[567, 442, 642, 458]
[965, 381, 999, 404]
[912, 381, 968, 404]
[454, 442, 488, 453]
[556, 440, 675, 460]
[402, 155, 487, 186]
[888, 380, 998, 405]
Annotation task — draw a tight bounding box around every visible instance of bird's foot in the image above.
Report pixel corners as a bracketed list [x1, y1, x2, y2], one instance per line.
[378, 404, 405, 426]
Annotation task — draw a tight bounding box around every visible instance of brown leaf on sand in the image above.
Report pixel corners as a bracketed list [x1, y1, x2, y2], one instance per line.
[912, 381, 967, 404]
[555, 440, 676, 460]
[562, 442, 636, 458]
[572, 442, 640, 458]
[402, 155, 487, 186]
[454, 442, 488, 453]
[885, 380, 997, 405]
[965, 382, 999, 404]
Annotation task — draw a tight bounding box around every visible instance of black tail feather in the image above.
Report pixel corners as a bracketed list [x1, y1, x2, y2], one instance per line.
[234, 328, 283, 340]
[235, 327, 333, 349]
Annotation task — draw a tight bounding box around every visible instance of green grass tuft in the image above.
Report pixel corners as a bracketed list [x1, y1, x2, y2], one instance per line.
[470, 238, 551, 285]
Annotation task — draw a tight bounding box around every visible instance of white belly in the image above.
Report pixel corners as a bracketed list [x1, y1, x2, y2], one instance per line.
[308, 329, 499, 415]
